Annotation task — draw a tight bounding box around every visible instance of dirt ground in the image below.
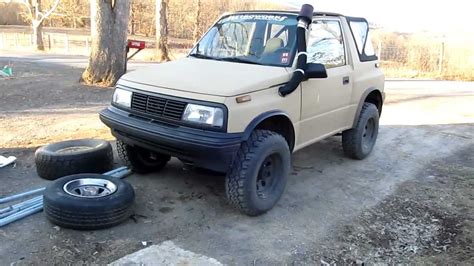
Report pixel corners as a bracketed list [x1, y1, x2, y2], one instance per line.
[0, 54, 473, 264]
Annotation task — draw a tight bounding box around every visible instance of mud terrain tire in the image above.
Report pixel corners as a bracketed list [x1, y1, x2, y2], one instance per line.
[342, 102, 379, 159]
[226, 130, 290, 216]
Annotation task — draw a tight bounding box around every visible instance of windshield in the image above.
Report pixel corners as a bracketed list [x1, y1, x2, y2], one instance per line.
[189, 13, 297, 67]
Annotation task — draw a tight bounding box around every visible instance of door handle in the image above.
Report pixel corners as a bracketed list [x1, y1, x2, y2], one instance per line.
[343, 76, 350, 85]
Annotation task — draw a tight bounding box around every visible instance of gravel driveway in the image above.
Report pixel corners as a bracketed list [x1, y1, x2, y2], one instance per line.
[1, 55, 473, 264]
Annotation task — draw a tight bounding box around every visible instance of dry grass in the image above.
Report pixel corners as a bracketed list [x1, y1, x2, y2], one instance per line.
[373, 31, 474, 81]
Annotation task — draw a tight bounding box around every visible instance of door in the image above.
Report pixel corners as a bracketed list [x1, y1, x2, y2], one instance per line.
[297, 18, 353, 148]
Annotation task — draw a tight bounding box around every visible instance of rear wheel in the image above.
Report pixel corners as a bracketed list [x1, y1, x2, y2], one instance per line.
[226, 130, 290, 216]
[342, 102, 379, 159]
[116, 140, 170, 174]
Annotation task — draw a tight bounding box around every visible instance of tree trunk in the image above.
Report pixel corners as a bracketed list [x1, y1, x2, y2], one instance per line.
[81, 0, 131, 87]
[193, 0, 202, 43]
[155, 0, 170, 61]
[31, 0, 44, 51]
[32, 21, 45, 50]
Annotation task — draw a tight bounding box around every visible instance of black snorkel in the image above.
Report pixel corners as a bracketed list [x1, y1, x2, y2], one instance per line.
[279, 4, 314, 97]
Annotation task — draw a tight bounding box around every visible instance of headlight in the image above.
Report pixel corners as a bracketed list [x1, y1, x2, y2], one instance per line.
[182, 104, 224, 127]
[112, 88, 132, 108]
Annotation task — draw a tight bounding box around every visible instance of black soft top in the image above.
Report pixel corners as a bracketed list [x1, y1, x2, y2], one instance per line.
[233, 10, 344, 18]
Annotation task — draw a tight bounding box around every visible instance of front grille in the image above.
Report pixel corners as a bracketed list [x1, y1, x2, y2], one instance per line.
[131, 92, 187, 121]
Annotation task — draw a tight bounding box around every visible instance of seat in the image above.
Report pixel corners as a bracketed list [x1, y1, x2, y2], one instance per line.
[262, 38, 284, 54]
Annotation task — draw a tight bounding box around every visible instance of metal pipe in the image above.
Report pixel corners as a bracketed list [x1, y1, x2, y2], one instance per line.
[0, 187, 45, 204]
[0, 197, 42, 214]
[0, 200, 43, 227]
[0, 196, 43, 218]
[104, 166, 131, 178]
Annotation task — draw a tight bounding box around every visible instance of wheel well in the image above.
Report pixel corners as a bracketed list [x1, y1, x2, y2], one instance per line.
[365, 90, 383, 115]
[255, 115, 295, 151]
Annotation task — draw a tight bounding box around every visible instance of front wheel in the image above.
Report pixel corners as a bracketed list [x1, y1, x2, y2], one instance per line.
[116, 140, 171, 174]
[342, 102, 380, 159]
[226, 130, 291, 216]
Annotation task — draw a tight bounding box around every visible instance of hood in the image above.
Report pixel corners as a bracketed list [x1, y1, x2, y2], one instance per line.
[120, 57, 291, 97]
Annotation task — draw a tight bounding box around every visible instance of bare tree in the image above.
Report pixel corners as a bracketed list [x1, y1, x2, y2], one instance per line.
[5, 0, 60, 50]
[81, 0, 130, 87]
[155, 0, 170, 61]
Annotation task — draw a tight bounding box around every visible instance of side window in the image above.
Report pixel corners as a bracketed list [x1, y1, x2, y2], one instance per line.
[307, 20, 345, 68]
[348, 19, 377, 61]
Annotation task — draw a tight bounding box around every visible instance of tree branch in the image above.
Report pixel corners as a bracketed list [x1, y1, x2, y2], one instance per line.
[38, 0, 60, 23]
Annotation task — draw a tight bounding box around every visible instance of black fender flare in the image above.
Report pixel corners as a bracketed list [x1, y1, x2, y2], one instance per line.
[242, 110, 295, 149]
[352, 87, 385, 128]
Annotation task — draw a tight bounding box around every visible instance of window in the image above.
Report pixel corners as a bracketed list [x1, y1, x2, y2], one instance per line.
[267, 23, 289, 46]
[348, 18, 377, 61]
[307, 20, 345, 68]
[190, 14, 298, 67]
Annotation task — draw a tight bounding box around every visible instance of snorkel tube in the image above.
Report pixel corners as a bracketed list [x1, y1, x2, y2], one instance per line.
[279, 4, 314, 97]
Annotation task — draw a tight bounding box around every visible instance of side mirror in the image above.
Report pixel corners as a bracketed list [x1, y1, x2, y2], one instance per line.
[305, 63, 327, 79]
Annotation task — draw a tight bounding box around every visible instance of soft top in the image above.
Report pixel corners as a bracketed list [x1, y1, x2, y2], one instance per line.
[233, 10, 344, 18]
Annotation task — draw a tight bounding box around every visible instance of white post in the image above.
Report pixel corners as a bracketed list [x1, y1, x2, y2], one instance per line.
[0, 32, 4, 49]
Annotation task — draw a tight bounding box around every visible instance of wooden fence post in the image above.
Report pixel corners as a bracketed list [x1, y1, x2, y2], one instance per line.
[438, 42, 445, 76]
[377, 41, 382, 60]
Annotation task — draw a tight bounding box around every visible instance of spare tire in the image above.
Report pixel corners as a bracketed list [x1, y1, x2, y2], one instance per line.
[35, 139, 114, 180]
[43, 173, 135, 230]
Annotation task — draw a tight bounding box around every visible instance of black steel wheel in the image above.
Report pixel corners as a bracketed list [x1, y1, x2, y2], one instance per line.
[342, 102, 379, 159]
[256, 154, 284, 200]
[226, 130, 290, 216]
[117, 140, 170, 174]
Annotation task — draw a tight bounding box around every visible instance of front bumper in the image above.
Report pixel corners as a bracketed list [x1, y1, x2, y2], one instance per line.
[100, 106, 243, 173]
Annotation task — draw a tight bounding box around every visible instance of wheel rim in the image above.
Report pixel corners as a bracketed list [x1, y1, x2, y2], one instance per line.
[56, 146, 92, 154]
[63, 178, 117, 198]
[256, 154, 281, 199]
[362, 118, 376, 151]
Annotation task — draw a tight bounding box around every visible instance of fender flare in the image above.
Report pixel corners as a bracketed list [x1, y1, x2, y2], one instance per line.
[242, 110, 295, 145]
[352, 87, 384, 128]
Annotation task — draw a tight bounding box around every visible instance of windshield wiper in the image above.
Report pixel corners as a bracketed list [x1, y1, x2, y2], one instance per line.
[188, 53, 218, 60]
[220, 57, 261, 65]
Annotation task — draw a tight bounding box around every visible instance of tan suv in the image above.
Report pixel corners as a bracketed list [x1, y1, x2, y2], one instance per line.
[100, 4, 385, 216]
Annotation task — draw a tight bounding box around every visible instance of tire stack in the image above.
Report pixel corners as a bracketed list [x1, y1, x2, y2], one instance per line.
[34, 139, 135, 230]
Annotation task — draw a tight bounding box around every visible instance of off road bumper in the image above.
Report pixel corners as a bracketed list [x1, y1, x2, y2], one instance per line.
[100, 106, 242, 173]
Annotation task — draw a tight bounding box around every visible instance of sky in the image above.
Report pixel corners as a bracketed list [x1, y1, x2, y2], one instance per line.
[273, 0, 472, 39]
